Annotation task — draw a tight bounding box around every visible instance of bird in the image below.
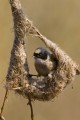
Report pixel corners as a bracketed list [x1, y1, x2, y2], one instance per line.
[33, 47, 58, 77]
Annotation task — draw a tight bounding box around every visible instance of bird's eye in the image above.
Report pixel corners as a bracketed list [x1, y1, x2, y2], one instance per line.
[34, 53, 40, 58]
[34, 50, 48, 60]
[39, 52, 47, 60]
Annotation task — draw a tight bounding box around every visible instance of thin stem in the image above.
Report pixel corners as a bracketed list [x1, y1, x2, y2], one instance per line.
[0, 89, 8, 117]
[27, 95, 34, 120]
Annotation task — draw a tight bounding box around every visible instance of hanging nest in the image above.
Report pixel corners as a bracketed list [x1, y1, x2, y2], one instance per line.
[6, 0, 80, 101]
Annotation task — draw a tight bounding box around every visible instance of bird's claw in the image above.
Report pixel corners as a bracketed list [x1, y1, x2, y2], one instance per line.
[27, 74, 38, 78]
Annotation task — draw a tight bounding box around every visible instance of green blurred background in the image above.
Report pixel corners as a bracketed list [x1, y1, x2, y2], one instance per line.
[0, 0, 80, 120]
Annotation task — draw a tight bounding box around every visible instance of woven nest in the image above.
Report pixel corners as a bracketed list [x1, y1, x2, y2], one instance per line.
[6, 0, 80, 101]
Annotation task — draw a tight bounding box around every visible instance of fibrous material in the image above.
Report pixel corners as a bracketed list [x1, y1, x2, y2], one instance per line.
[6, 0, 80, 101]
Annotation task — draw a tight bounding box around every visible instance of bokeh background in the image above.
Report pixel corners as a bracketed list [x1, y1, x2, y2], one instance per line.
[0, 0, 80, 120]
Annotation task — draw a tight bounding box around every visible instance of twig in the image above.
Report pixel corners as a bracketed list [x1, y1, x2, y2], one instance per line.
[27, 95, 34, 120]
[0, 89, 8, 117]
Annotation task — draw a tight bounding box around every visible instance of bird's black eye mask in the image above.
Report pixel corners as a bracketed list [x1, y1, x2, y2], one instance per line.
[33, 51, 48, 60]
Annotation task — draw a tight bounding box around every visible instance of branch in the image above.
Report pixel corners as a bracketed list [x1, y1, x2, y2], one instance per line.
[27, 95, 34, 120]
[5, 0, 80, 102]
[0, 89, 8, 120]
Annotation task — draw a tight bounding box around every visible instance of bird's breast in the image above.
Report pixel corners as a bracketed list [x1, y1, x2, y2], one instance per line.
[34, 59, 53, 76]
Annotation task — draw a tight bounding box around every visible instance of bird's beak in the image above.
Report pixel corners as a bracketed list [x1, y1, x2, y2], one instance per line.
[32, 55, 35, 58]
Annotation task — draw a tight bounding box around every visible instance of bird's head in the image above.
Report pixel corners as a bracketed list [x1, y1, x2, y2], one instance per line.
[33, 47, 50, 60]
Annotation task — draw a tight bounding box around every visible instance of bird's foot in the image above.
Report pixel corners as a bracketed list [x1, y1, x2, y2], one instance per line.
[48, 72, 53, 79]
[28, 74, 39, 78]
